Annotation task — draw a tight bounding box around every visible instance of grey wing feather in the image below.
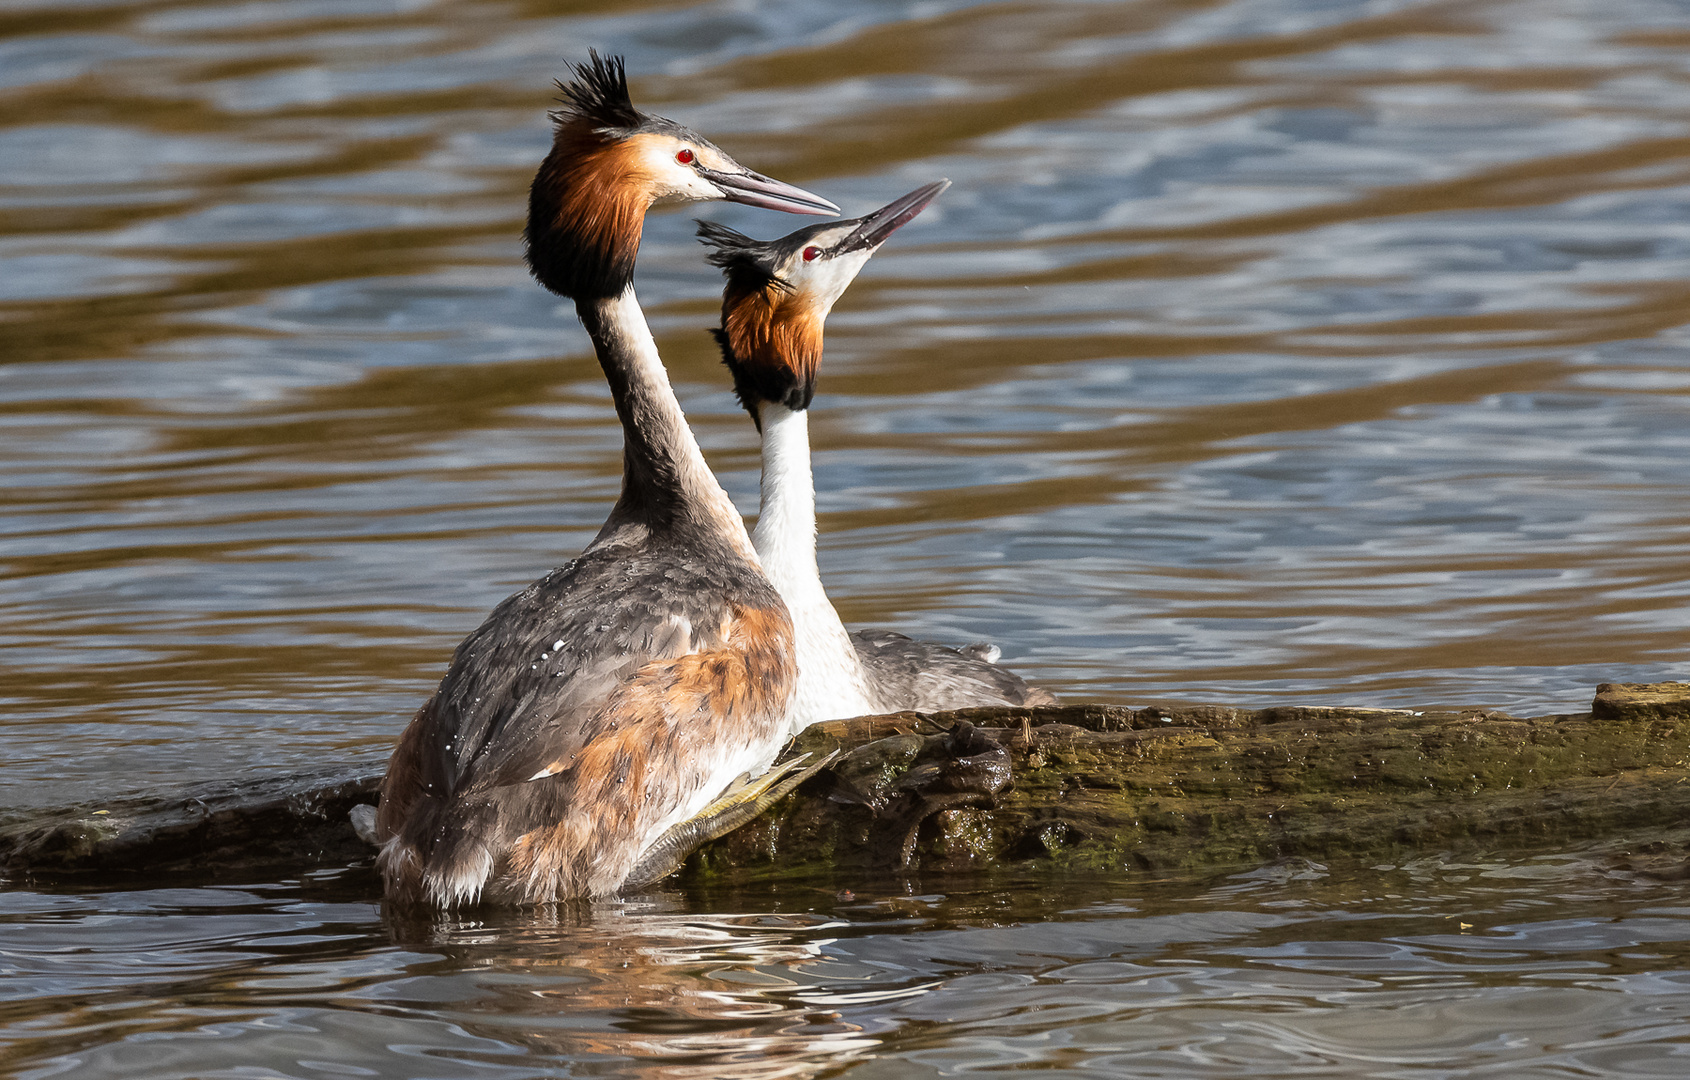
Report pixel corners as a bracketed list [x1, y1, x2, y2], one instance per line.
[423, 527, 768, 798]
[850, 628, 1055, 711]
[382, 526, 787, 902]
[957, 642, 1000, 664]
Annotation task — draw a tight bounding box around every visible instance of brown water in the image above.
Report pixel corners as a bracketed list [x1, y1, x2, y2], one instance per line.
[6, 858, 1690, 1078]
[3, 0, 1690, 1074]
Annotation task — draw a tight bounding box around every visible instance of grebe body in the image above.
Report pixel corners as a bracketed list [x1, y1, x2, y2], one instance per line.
[374, 54, 837, 906]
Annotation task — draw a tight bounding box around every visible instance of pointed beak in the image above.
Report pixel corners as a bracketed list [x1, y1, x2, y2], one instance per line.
[837, 179, 951, 254]
[699, 166, 840, 217]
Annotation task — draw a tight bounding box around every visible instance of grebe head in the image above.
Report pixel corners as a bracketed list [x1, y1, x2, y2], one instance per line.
[525, 51, 839, 301]
[698, 179, 949, 424]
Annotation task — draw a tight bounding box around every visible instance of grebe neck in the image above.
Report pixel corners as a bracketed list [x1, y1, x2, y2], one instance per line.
[579, 288, 750, 553]
[752, 402, 882, 727]
[751, 404, 820, 598]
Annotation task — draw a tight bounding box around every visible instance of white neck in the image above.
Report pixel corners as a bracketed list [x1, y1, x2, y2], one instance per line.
[751, 403, 882, 730]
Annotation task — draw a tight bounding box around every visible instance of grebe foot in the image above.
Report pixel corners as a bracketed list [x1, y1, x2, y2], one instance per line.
[622, 750, 838, 890]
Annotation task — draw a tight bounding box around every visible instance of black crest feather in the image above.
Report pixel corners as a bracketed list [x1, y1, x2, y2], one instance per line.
[552, 50, 643, 132]
[696, 220, 789, 293]
[699, 221, 812, 421]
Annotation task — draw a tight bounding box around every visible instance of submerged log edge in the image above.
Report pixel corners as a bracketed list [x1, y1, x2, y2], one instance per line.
[3, 682, 1688, 886]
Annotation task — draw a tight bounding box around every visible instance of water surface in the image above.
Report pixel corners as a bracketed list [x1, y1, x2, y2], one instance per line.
[7, 854, 1690, 1078]
[4, 0, 1689, 803]
[3, 0, 1690, 1073]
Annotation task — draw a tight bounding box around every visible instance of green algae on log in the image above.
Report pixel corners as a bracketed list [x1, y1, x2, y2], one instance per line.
[685, 684, 1690, 884]
[2, 683, 1687, 885]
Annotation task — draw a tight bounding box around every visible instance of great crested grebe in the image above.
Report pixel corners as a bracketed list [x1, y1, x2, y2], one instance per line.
[699, 180, 1055, 734]
[372, 54, 839, 906]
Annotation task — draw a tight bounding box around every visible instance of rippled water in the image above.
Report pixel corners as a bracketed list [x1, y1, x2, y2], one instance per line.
[4, 0, 1690, 1073]
[7, 855, 1690, 1079]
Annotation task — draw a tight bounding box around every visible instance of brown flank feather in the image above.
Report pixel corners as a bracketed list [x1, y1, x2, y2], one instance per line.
[372, 703, 436, 903]
[397, 600, 794, 903]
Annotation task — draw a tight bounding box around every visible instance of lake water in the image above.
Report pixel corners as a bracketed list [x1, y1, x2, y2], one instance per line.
[7, 856, 1690, 1078]
[3, 0, 1689, 1074]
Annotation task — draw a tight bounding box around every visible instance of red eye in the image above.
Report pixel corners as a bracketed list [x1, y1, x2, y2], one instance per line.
[802, 246, 822, 262]
[676, 148, 695, 165]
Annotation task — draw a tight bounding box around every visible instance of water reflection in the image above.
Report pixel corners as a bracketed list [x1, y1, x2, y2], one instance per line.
[383, 900, 886, 1079]
[4, 855, 1690, 1078]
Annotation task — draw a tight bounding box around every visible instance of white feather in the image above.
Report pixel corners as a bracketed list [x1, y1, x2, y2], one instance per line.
[753, 404, 885, 734]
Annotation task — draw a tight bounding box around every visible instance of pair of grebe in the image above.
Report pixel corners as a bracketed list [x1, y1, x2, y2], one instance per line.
[373, 55, 1048, 906]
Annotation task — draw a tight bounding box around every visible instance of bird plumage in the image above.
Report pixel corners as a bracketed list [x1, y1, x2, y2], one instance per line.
[699, 181, 1055, 735]
[374, 54, 835, 906]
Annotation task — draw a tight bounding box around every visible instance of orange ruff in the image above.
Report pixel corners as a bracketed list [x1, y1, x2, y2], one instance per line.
[533, 123, 664, 267]
[720, 282, 824, 392]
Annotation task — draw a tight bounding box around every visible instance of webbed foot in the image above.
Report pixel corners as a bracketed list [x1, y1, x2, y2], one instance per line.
[622, 751, 838, 890]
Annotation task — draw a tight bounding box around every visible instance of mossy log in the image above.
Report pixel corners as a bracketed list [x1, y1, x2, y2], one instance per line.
[686, 682, 1690, 883]
[2, 683, 1687, 886]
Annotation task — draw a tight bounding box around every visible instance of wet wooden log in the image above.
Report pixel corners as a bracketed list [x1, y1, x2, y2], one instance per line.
[0, 769, 380, 880]
[687, 683, 1690, 884]
[2, 683, 1687, 886]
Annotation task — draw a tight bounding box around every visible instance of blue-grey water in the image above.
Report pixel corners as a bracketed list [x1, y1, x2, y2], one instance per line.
[3, 0, 1690, 1075]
